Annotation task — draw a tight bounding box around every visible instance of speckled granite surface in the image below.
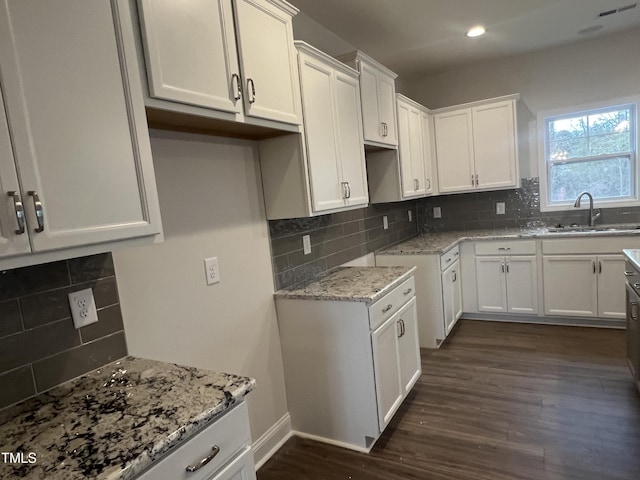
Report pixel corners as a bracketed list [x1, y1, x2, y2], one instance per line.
[275, 266, 416, 304]
[0, 357, 255, 480]
[623, 249, 640, 271]
[378, 226, 640, 255]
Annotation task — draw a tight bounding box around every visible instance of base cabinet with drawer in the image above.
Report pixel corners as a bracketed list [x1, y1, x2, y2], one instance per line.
[275, 275, 420, 451]
[474, 240, 538, 315]
[135, 401, 255, 480]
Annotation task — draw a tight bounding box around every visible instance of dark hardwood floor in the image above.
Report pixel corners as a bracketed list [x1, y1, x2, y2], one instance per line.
[258, 320, 640, 480]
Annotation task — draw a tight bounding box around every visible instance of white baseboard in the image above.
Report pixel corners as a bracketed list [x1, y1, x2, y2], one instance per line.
[462, 312, 625, 329]
[253, 413, 292, 470]
[291, 431, 372, 453]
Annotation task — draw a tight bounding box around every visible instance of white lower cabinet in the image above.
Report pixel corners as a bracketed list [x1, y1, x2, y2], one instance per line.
[476, 255, 538, 314]
[135, 402, 255, 480]
[276, 276, 420, 451]
[543, 254, 625, 319]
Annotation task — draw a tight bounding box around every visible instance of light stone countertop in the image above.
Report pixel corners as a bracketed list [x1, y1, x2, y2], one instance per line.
[274, 266, 417, 305]
[623, 249, 640, 272]
[0, 357, 256, 480]
[377, 225, 640, 255]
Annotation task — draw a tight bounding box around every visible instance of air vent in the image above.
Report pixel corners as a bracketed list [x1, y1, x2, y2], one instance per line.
[598, 3, 637, 17]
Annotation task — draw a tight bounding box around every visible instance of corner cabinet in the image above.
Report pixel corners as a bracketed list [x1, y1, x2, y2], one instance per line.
[276, 275, 420, 452]
[134, 0, 302, 130]
[338, 51, 398, 148]
[434, 95, 519, 194]
[259, 42, 368, 219]
[0, 0, 161, 265]
[366, 94, 437, 203]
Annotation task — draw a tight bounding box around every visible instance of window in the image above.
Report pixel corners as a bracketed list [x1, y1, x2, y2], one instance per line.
[539, 99, 638, 211]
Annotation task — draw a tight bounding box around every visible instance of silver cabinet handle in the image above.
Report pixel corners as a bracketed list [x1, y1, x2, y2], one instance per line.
[631, 302, 639, 320]
[379, 122, 384, 138]
[506, 262, 510, 273]
[7, 191, 25, 235]
[186, 445, 220, 473]
[400, 319, 405, 337]
[397, 319, 402, 338]
[426, 178, 431, 190]
[625, 271, 635, 276]
[414, 179, 419, 191]
[633, 282, 640, 289]
[598, 261, 602, 274]
[498, 247, 511, 251]
[475, 174, 479, 185]
[346, 182, 351, 199]
[501, 262, 505, 273]
[592, 261, 596, 274]
[341, 182, 351, 199]
[403, 288, 412, 295]
[452, 270, 457, 282]
[382, 304, 393, 313]
[382, 122, 388, 137]
[27, 191, 44, 233]
[471, 174, 475, 187]
[231, 73, 242, 100]
[247, 78, 256, 104]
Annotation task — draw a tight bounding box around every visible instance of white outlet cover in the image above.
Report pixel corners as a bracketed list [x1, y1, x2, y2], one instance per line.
[408, 210, 413, 222]
[496, 202, 506, 215]
[302, 235, 311, 255]
[434, 207, 442, 218]
[68, 288, 98, 329]
[204, 257, 220, 285]
[383, 216, 389, 230]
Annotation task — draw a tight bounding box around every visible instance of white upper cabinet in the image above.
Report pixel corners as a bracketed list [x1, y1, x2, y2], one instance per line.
[421, 109, 437, 196]
[136, 0, 301, 130]
[366, 94, 435, 203]
[338, 51, 398, 148]
[0, 0, 161, 263]
[434, 95, 519, 194]
[259, 42, 367, 219]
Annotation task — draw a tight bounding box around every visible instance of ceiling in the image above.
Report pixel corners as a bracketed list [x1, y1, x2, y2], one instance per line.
[287, 0, 640, 79]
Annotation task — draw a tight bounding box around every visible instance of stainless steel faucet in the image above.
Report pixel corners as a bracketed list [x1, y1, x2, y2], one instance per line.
[573, 191, 601, 227]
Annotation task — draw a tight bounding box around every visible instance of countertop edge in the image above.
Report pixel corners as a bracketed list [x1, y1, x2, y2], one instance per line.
[623, 249, 640, 272]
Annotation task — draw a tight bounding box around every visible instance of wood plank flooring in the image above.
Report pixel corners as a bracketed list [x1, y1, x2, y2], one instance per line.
[257, 320, 640, 480]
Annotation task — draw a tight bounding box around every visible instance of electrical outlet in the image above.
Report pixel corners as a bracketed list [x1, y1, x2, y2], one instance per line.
[496, 202, 506, 215]
[302, 235, 311, 255]
[204, 257, 220, 285]
[408, 210, 413, 222]
[68, 288, 98, 329]
[383, 216, 389, 230]
[433, 207, 442, 218]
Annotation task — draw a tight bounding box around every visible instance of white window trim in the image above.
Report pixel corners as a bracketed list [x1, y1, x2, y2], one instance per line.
[538, 95, 640, 212]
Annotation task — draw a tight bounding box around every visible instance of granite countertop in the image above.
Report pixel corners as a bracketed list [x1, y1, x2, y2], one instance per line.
[275, 266, 417, 304]
[377, 225, 640, 255]
[623, 249, 640, 271]
[0, 357, 256, 480]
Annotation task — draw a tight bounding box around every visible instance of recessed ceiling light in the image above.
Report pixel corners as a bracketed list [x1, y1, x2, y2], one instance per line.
[466, 25, 486, 38]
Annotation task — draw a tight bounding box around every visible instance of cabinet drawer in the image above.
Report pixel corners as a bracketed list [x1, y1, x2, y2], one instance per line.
[475, 240, 536, 256]
[369, 276, 415, 330]
[542, 237, 640, 254]
[440, 245, 460, 270]
[136, 402, 252, 480]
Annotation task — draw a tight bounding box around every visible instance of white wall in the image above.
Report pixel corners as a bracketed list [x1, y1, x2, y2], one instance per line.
[405, 27, 640, 177]
[112, 130, 288, 452]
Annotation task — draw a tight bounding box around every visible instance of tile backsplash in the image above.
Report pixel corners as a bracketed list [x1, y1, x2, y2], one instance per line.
[0, 253, 127, 409]
[269, 202, 418, 290]
[418, 177, 640, 232]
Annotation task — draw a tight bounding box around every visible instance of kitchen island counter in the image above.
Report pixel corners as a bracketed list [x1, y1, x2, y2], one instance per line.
[0, 356, 255, 480]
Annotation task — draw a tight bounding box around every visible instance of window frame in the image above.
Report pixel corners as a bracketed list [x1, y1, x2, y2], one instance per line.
[538, 96, 639, 212]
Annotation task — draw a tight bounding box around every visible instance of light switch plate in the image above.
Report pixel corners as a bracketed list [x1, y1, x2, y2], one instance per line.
[303, 235, 311, 255]
[496, 202, 506, 215]
[433, 207, 442, 218]
[68, 288, 98, 329]
[204, 257, 220, 285]
[408, 210, 413, 222]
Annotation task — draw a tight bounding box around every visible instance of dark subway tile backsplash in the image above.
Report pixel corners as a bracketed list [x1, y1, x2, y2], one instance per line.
[0, 253, 127, 409]
[270, 203, 419, 290]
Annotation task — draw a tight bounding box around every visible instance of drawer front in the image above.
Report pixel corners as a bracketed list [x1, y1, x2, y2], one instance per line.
[475, 240, 536, 256]
[369, 276, 415, 330]
[440, 245, 460, 270]
[542, 236, 640, 254]
[136, 402, 252, 480]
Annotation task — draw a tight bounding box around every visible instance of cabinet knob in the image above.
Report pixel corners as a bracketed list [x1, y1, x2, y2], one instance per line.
[7, 191, 25, 235]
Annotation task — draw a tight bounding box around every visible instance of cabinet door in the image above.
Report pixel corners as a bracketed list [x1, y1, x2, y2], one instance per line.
[334, 70, 368, 208]
[472, 101, 517, 190]
[137, 0, 241, 113]
[213, 447, 257, 480]
[506, 256, 538, 314]
[597, 255, 626, 319]
[0, 85, 31, 257]
[397, 297, 421, 394]
[0, 0, 161, 252]
[234, 0, 300, 125]
[358, 61, 382, 144]
[434, 109, 475, 193]
[297, 52, 343, 212]
[443, 260, 463, 335]
[543, 256, 598, 317]
[476, 256, 507, 313]
[371, 312, 403, 432]
[397, 100, 425, 198]
[377, 72, 398, 146]
[421, 110, 435, 195]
